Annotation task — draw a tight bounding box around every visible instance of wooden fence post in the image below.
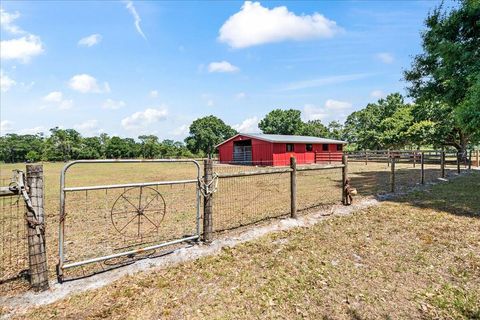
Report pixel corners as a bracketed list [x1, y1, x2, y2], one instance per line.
[390, 157, 395, 193]
[25, 165, 49, 291]
[413, 151, 416, 168]
[476, 150, 479, 167]
[441, 151, 445, 178]
[468, 150, 472, 170]
[457, 152, 461, 174]
[421, 152, 425, 185]
[342, 154, 348, 205]
[203, 159, 213, 242]
[365, 150, 368, 165]
[290, 157, 297, 219]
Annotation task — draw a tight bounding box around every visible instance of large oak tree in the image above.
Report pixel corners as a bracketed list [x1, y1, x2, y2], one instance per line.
[404, 0, 480, 152]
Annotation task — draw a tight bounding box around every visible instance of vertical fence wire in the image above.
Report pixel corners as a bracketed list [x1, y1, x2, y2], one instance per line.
[296, 168, 342, 211]
[0, 180, 29, 291]
[212, 169, 290, 232]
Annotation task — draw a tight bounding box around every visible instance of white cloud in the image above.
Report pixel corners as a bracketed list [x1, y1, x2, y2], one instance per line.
[0, 35, 44, 63]
[201, 94, 215, 107]
[303, 104, 327, 122]
[219, 1, 341, 48]
[303, 99, 353, 122]
[124, 1, 146, 40]
[102, 98, 126, 110]
[103, 82, 111, 93]
[78, 34, 102, 47]
[17, 126, 46, 135]
[42, 91, 73, 110]
[74, 119, 100, 136]
[149, 90, 159, 98]
[376, 52, 394, 64]
[324, 99, 352, 110]
[282, 73, 372, 91]
[172, 124, 189, 136]
[68, 74, 109, 93]
[0, 8, 23, 34]
[43, 91, 63, 102]
[208, 61, 240, 73]
[0, 8, 44, 63]
[59, 99, 74, 110]
[233, 116, 259, 133]
[370, 90, 385, 99]
[0, 70, 16, 92]
[235, 92, 246, 99]
[0, 120, 13, 133]
[121, 107, 168, 130]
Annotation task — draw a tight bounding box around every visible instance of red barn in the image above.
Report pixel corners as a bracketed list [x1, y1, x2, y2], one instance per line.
[216, 133, 347, 166]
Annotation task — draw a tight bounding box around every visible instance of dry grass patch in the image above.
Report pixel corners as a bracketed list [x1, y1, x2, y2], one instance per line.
[13, 172, 480, 319]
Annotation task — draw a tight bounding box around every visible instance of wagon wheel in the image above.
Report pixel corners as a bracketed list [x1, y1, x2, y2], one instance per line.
[111, 187, 166, 238]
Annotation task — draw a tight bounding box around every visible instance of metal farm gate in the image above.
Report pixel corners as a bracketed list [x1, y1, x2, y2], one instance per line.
[57, 159, 201, 282]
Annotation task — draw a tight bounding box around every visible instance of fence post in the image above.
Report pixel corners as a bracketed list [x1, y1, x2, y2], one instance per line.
[421, 152, 425, 185]
[342, 154, 348, 205]
[290, 157, 297, 219]
[390, 157, 395, 193]
[441, 151, 445, 178]
[365, 150, 368, 165]
[203, 159, 213, 242]
[457, 152, 461, 174]
[476, 150, 479, 167]
[413, 151, 416, 168]
[468, 150, 472, 170]
[25, 165, 49, 291]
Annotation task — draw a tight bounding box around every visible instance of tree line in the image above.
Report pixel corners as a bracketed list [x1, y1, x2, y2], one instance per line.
[1, 1, 478, 163]
[0, 128, 196, 163]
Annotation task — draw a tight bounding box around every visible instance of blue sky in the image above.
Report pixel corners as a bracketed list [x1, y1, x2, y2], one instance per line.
[1, 1, 446, 140]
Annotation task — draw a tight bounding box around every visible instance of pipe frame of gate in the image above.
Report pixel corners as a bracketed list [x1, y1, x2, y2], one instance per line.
[57, 159, 201, 283]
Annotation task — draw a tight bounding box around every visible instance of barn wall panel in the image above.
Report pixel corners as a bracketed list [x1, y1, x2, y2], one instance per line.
[218, 135, 344, 166]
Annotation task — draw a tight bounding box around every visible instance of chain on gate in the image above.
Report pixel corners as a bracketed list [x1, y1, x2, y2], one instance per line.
[198, 172, 219, 198]
[9, 170, 45, 234]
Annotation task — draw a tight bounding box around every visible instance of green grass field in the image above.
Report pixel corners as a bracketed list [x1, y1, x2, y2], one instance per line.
[0, 160, 466, 294]
[6, 170, 479, 319]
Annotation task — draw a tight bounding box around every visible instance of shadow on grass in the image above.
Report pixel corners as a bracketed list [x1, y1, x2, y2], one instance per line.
[392, 171, 480, 219]
[346, 168, 479, 219]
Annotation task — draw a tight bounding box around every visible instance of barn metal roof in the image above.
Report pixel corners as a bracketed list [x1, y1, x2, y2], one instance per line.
[216, 133, 347, 147]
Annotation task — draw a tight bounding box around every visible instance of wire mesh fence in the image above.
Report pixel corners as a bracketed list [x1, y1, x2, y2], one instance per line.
[297, 168, 342, 211]
[213, 169, 290, 231]
[212, 162, 344, 233]
[0, 178, 29, 292]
